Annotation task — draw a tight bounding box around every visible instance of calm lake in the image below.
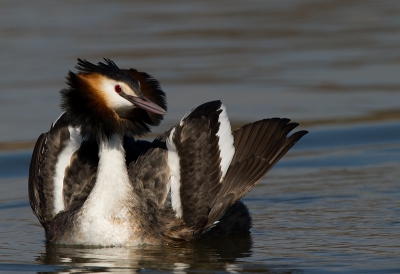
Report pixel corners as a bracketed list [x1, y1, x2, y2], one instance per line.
[1, 0, 400, 273]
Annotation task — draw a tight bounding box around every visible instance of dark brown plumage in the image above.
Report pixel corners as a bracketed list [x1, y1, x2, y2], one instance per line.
[29, 114, 70, 228]
[28, 59, 307, 246]
[205, 118, 308, 232]
[152, 101, 307, 241]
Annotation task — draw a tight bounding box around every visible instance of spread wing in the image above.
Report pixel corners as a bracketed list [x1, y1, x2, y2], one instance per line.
[28, 113, 98, 229]
[162, 101, 235, 239]
[29, 113, 72, 227]
[205, 118, 308, 231]
[160, 101, 308, 239]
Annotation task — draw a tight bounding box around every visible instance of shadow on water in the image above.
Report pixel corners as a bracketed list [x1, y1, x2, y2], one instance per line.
[32, 236, 262, 273]
[26, 236, 301, 273]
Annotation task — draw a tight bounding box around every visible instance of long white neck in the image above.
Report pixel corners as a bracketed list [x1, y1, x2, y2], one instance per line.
[63, 134, 142, 246]
[83, 134, 133, 217]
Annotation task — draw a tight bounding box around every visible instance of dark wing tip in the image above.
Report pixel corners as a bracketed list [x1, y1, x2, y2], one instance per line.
[288, 129, 308, 143]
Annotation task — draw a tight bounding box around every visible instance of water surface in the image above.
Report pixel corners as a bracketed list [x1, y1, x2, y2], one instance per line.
[1, 0, 400, 273]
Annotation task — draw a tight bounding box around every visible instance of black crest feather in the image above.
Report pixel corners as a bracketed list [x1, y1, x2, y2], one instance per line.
[60, 59, 167, 139]
[75, 58, 119, 73]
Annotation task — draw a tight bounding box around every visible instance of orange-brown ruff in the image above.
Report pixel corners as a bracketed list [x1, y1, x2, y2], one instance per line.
[29, 59, 308, 246]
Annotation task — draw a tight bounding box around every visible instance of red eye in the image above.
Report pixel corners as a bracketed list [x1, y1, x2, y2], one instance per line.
[114, 85, 122, 93]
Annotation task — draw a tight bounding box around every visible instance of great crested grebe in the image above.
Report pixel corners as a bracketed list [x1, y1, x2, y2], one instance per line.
[29, 59, 307, 246]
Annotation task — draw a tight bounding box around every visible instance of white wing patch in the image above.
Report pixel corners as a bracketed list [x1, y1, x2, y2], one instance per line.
[166, 103, 234, 217]
[216, 104, 235, 181]
[53, 125, 82, 215]
[166, 127, 183, 218]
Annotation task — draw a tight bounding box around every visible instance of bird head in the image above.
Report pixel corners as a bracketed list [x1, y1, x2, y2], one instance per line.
[60, 58, 167, 139]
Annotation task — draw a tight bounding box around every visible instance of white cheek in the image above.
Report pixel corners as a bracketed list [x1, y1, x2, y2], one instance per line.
[101, 79, 133, 112]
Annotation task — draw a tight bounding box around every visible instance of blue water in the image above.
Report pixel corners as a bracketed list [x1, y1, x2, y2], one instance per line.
[1, 121, 400, 273]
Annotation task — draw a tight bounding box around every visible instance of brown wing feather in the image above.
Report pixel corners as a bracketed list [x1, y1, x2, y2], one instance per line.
[125, 139, 171, 242]
[205, 119, 307, 231]
[155, 101, 227, 240]
[62, 139, 98, 211]
[28, 114, 71, 228]
[128, 143, 170, 208]
[170, 101, 224, 238]
[28, 133, 48, 227]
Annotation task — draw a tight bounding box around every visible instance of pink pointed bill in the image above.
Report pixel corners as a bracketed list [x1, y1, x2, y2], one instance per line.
[131, 96, 167, 115]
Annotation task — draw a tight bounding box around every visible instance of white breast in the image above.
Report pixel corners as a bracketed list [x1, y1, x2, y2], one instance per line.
[69, 135, 141, 246]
